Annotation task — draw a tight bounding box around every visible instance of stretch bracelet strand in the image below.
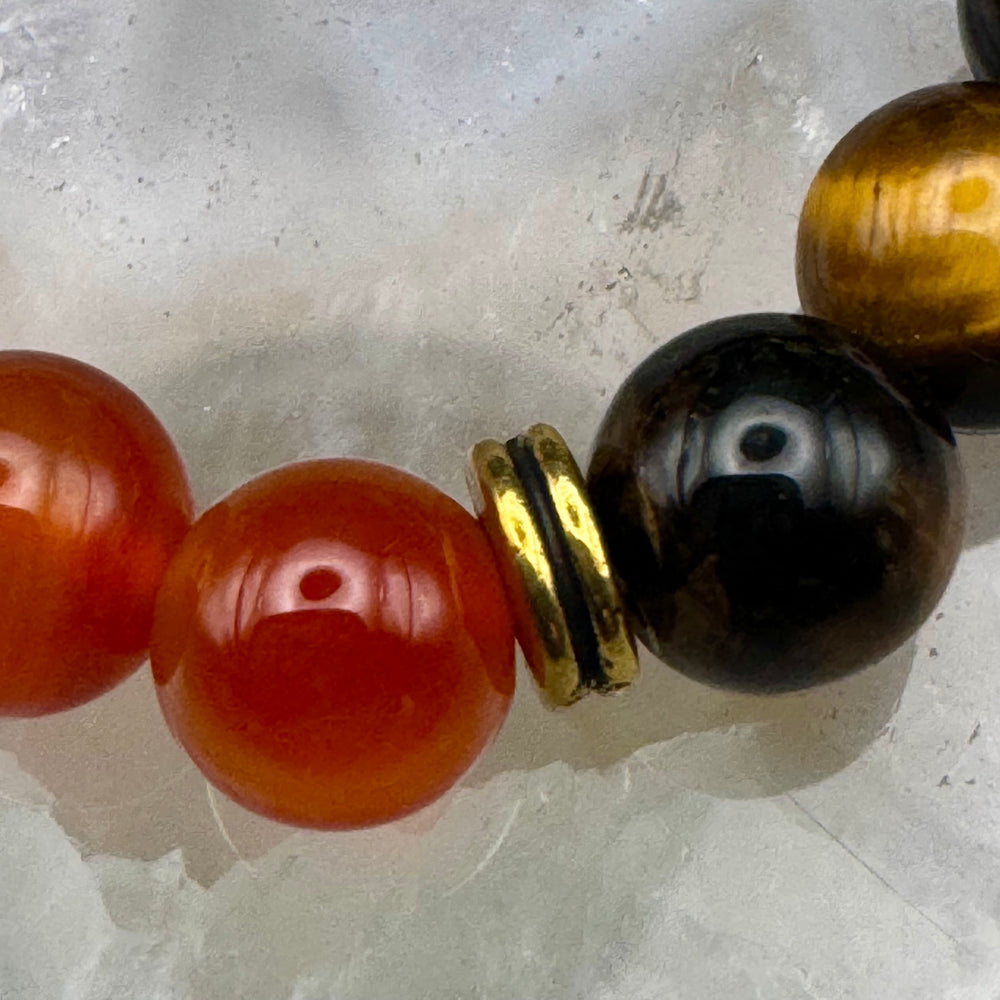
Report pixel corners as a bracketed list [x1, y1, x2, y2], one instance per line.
[0, 3, 996, 831]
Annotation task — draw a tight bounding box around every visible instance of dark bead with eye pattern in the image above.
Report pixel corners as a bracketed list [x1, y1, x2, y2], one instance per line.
[586, 314, 964, 692]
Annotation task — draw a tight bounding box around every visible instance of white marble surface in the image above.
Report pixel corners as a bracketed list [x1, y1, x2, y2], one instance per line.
[1, 0, 998, 996]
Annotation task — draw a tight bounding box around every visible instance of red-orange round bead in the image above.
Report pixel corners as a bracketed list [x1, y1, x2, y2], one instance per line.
[0, 351, 193, 716]
[151, 459, 516, 829]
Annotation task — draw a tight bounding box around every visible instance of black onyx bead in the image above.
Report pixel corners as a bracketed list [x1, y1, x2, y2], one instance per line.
[586, 314, 964, 692]
[959, 0, 1000, 80]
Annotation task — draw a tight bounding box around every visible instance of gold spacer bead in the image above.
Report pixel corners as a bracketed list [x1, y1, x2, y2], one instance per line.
[467, 424, 638, 707]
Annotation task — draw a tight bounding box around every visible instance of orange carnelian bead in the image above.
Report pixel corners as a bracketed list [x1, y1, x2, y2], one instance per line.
[0, 351, 193, 716]
[151, 459, 516, 829]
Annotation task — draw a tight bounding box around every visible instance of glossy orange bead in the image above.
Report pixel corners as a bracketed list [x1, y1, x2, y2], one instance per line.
[0, 351, 193, 716]
[151, 459, 516, 830]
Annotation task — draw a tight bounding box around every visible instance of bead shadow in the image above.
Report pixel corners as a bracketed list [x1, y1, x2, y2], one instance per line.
[468, 641, 913, 800]
[956, 431, 1000, 549]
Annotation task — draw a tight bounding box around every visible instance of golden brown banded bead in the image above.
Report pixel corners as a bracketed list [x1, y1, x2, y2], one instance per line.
[467, 424, 638, 707]
[796, 82, 1000, 429]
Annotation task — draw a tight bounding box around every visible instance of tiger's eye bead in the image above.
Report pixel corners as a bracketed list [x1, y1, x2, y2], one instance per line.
[959, 0, 1000, 80]
[796, 83, 1000, 429]
[586, 314, 964, 692]
[0, 352, 193, 716]
[152, 459, 515, 829]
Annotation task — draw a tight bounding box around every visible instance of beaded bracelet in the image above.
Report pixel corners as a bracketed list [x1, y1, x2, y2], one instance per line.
[1, 3, 998, 833]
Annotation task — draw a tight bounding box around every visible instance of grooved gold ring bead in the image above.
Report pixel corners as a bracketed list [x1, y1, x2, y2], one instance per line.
[467, 424, 638, 707]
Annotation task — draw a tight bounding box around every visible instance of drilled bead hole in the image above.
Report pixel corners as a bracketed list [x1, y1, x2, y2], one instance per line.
[740, 423, 788, 462]
[299, 568, 342, 601]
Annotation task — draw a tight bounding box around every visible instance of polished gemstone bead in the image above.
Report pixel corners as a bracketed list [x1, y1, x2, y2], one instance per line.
[152, 459, 516, 829]
[796, 83, 1000, 429]
[959, 0, 1000, 80]
[586, 314, 964, 692]
[0, 352, 193, 715]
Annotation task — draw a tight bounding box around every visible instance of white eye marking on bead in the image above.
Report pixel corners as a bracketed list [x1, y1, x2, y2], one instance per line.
[704, 395, 827, 504]
[241, 541, 379, 628]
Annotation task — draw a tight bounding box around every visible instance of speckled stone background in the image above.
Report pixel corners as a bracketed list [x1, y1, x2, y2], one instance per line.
[1, 0, 998, 996]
